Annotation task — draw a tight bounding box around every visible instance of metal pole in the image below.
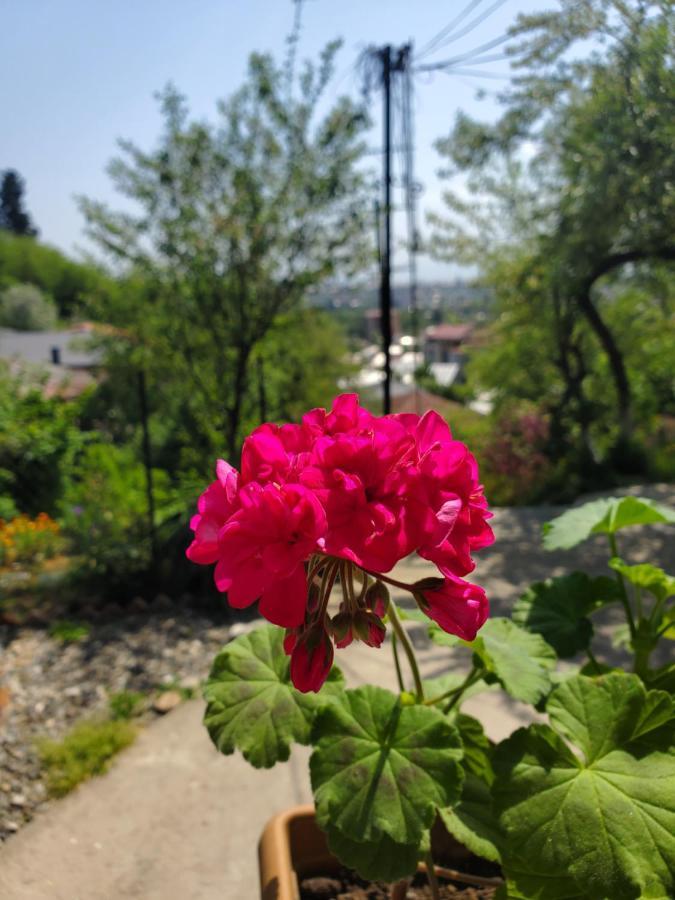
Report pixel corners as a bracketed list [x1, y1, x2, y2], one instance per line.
[380, 45, 393, 414]
[137, 369, 157, 565]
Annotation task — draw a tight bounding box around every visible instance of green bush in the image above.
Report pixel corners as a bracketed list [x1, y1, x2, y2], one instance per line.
[37, 720, 136, 797]
[61, 441, 180, 583]
[0, 363, 89, 516]
[0, 283, 57, 330]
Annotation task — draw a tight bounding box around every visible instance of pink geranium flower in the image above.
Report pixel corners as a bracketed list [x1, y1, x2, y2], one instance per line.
[212, 482, 326, 628]
[186, 460, 240, 565]
[398, 410, 494, 576]
[187, 394, 495, 692]
[417, 574, 489, 642]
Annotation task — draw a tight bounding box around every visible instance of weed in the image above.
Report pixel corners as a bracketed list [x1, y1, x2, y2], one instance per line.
[48, 620, 90, 643]
[37, 720, 136, 797]
[109, 690, 144, 720]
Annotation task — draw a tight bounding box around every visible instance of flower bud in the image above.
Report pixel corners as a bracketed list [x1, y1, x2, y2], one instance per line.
[365, 580, 390, 618]
[289, 626, 334, 693]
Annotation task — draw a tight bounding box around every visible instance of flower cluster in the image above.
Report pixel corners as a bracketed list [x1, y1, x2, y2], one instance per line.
[187, 394, 493, 691]
[0, 513, 61, 567]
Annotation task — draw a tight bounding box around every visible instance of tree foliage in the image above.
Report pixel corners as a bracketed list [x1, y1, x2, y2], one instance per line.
[432, 0, 674, 480]
[80, 44, 371, 463]
[0, 232, 110, 319]
[0, 283, 57, 331]
[0, 170, 38, 237]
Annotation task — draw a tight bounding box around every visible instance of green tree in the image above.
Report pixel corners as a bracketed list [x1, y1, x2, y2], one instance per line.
[0, 283, 57, 330]
[0, 232, 111, 319]
[80, 44, 371, 462]
[433, 0, 674, 464]
[0, 170, 38, 237]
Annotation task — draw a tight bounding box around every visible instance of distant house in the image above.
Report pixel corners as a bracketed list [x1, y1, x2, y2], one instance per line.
[364, 308, 401, 343]
[0, 324, 103, 399]
[423, 323, 473, 364]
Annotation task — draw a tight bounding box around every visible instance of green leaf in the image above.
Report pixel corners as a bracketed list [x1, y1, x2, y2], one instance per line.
[427, 623, 462, 649]
[470, 618, 557, 705]
[422, 672, 494, 705]
[494, 674, 675, 900]
[440, 773, 503, 864]
[310, 685, 463, 846]
[203, 625, 344, 768]
[439, 715, 503, 863]
[513, 573, 619, 657]
[609, 559, 675, 602]
[325, 826, 426, 883]
[660, 605, 675, 640]
[543, 496, 675, 550]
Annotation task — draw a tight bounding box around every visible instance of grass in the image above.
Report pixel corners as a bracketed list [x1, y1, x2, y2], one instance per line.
[108, 690, 144, 720]
[48, 619, 90, 643]
[37, 720, 136, 797]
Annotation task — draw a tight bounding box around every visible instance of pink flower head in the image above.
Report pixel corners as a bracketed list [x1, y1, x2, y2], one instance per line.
[303, 393, 375, 438]
[301, 414, 430, 572]
[213, 482, 326, 628]
[240, 422, 312, 486]
[399, 410, 494, 576]
[416, 574, 489, 642]
[186, 460, 240, 565]
[287, 624, 334, 693]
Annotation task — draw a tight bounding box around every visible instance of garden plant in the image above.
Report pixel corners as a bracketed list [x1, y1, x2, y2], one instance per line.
[188, 393, 675, 899]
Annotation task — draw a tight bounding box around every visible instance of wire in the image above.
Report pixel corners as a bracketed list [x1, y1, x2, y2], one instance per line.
[417, 0, 488, 60]
[416, 33, 512, 72]
[424, 0, 510, 57]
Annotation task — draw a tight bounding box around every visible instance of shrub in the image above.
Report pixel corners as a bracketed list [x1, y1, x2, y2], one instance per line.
[0, 283, 57, 330]
[0, 363, 89, 516]
[37, 720, 136, 797]
[61, 441, 179, 584]
[0, 513, 61, 567]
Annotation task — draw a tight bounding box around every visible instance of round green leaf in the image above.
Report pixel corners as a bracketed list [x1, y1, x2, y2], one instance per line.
[543, 496, 675, 550]
[310, 685, 464, 846]
[513, 573, 619, 657]
[494, 673, 675, 900]
[203, 624, 344, 768]
[471, 618, 557, 705]
[609, 559, 675, 603]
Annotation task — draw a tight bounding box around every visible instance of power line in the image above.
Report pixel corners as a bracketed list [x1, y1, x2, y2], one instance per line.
[417, 0, 488, 60]
[415, 33, 512, 72]
[420, 0, 510, 59]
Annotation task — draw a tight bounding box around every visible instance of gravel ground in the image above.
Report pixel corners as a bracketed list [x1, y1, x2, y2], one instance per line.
[0, 605, 232, 842]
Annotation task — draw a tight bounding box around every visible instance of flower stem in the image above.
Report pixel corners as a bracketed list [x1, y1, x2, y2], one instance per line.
[362, 567, 417, 593]
[609, 534, 636, 640]
[387, 599, 425, 701]
[391, 632, 405, 692]
[424, 850, 441, 900]
[443, 667, 483, 714]
[586, 647, 602, 674]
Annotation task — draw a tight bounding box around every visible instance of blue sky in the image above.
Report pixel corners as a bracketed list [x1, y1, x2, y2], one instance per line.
[1, 0, 546, 280]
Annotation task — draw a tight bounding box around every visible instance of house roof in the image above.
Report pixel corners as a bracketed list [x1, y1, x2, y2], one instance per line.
[424, 323, 473, 342]
[0, 327, 103, 368]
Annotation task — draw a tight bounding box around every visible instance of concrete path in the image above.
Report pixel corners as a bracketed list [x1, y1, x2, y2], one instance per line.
[1, 484, 673, 899]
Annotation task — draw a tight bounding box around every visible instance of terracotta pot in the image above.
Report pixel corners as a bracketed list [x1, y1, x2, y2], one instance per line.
[259, 804, 332, 900]
[258, 804, 490, 900]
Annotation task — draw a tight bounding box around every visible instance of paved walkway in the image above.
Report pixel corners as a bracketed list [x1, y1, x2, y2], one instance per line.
[1, 485, 673, 899]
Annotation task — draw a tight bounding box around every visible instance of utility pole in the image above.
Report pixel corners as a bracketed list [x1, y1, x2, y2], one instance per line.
[380, 44, 393, 414]
[373, 44, 409, 414]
